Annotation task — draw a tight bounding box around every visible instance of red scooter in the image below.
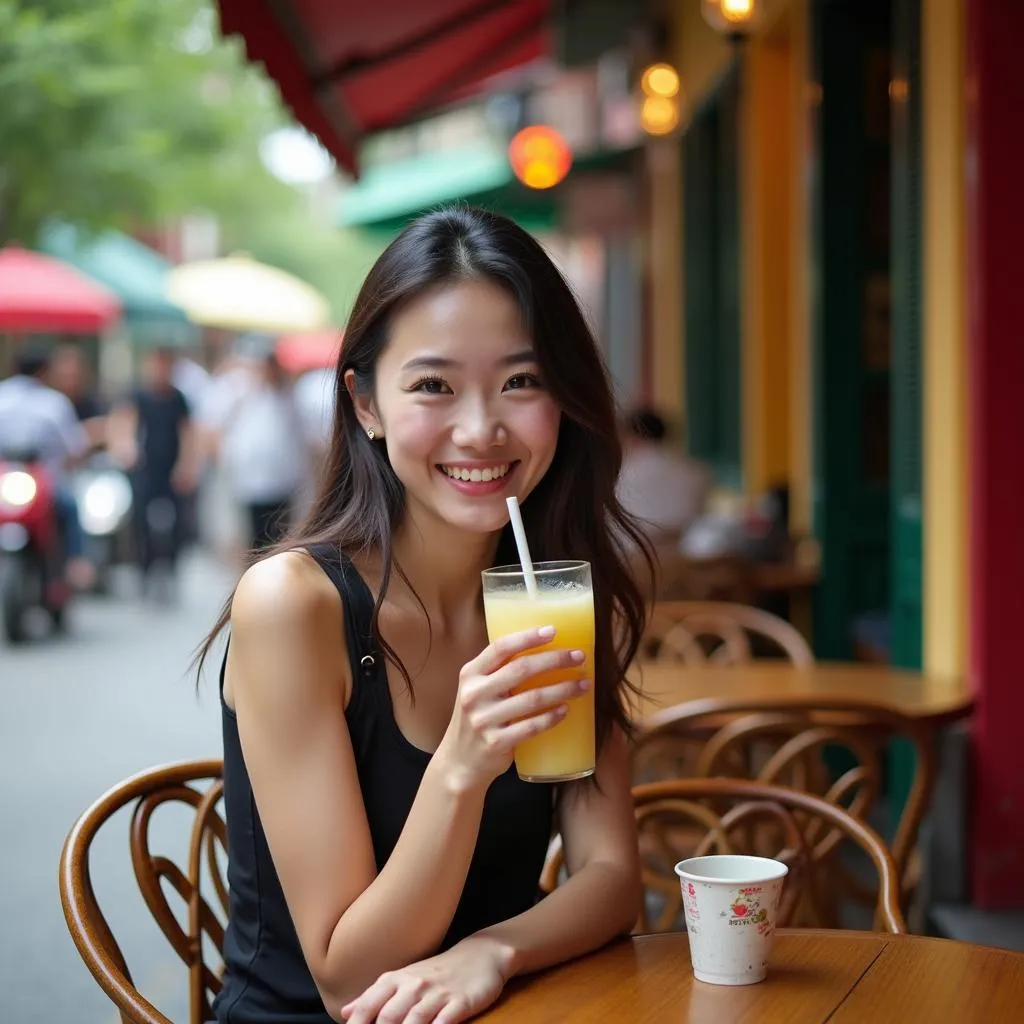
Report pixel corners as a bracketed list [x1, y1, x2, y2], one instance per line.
[0, 445, 71, 643]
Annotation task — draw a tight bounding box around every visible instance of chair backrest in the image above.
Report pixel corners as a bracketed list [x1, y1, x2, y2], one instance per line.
[540, 777, 906, 935]
[631, 697, 937, 920]
[643, 601, 814, 666]
[59, 759, 227, 1024]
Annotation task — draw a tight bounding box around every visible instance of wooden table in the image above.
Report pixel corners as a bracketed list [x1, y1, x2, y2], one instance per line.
[625, 662, 972, 727]
[481, 931, 1024, 1022]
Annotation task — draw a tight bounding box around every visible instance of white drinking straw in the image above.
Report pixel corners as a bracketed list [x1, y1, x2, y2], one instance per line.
[505, 496, 539, 598]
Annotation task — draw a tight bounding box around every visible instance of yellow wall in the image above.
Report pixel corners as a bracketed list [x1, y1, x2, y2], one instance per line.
[785, 0, 813, 534]
[674, 3, 735, 123]
[742, 18, 796, 495]
[647, 142, 685, 424]
[651, 0, 734, 446]
[922, 0, 967, 677]
[650, 0, 811, 521]
[660, 0, 811, 516]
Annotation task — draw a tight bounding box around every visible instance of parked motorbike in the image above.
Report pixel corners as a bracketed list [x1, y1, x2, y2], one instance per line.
[74, 457, 135, 595]
[0, 445, 71, 643]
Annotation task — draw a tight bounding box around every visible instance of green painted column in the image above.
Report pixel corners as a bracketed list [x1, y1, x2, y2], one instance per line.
[889, 0, 924, 831]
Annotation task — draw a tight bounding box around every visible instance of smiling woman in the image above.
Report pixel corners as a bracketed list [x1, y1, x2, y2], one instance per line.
[349, 277, 560, 539]
[194, 206, 652, 1024]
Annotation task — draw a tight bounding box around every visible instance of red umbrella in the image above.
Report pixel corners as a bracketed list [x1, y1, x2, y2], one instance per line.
[0, 245, 122, 333]
[276, 329, 343, 374]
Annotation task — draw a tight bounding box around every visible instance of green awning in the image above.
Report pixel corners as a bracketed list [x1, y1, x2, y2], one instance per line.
[336, 139, 643, 235]
[337, 142, 556, 233]
[38, 222, 197, 345]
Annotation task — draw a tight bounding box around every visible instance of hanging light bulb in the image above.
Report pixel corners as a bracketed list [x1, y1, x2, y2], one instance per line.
[639, 62, 682, 137]
[641, 95, 680, 136]
[702, 0, 765, 36]
[641, 63, 680, 100]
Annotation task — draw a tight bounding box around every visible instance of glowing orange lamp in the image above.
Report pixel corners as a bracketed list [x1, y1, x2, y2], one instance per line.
[508, 126, 573, 190]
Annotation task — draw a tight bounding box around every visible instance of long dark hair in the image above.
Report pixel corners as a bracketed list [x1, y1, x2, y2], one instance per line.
[197, 206, 653, 751]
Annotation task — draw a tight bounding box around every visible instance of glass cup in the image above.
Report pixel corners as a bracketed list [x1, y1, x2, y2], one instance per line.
[674, 855, 789, 986]
[481, 560, 596, 783]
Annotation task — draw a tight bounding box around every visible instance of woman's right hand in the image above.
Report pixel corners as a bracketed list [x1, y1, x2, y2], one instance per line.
[435, 626, 590, 789]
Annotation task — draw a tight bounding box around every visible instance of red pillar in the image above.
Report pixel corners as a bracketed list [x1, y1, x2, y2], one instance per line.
[966, 0, 1024, 908]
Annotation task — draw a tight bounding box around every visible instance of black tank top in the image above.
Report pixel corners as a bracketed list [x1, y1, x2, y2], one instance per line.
[214, 544, 556, 1023]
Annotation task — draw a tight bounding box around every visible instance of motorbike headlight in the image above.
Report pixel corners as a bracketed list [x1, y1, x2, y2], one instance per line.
[0, 471, 37, 508]
[81, 473, 133, 535]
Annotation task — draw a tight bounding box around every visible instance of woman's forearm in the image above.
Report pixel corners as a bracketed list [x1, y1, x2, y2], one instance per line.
[465, 860, 642, 979]
[321, 754, 488, 1005]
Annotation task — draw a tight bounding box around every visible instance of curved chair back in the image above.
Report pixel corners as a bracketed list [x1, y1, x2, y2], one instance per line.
[59, 759, 226, 1024]
[541, 777, 906, 935]
[632, 696, 936, 899]
[644, 601, 814, 666]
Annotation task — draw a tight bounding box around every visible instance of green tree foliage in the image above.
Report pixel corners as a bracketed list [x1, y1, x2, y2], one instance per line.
[0, 0, 279, 242]
[0, 0, 389, 323]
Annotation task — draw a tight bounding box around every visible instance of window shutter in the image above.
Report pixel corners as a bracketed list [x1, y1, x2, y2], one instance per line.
[683, 66, 742, 487]
[890, 0, 923, 671]
[716, 67, 743, 485]
[684, 96, 720, 461]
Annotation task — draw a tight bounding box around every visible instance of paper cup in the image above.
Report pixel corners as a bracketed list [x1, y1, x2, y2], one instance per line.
[674, 855, 788, 986]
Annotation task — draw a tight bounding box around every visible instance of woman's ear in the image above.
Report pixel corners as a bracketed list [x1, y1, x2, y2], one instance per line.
[343, 368, 383, 439]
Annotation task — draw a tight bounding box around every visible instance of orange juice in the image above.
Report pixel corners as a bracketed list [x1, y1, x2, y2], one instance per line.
[481, 562, 595, 782]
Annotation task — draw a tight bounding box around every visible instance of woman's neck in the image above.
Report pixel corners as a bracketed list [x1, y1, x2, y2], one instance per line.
[387, 510, 500, 628]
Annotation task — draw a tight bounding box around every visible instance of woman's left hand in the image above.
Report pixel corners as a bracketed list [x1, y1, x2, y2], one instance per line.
[340, 937, 513, 1024]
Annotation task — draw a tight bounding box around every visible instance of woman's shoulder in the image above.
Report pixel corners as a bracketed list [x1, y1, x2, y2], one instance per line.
[227, 549, 352, 707]
[232, 548, 342, 634]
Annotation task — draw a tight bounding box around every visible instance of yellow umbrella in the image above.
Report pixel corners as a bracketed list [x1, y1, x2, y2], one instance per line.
[166, 253, 330, 333]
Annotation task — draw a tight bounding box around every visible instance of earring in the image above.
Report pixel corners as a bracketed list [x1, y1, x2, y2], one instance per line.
[366, 428, 376, 440]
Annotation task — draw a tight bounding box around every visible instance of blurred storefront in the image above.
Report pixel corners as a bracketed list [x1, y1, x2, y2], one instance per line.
[336, 64, 649, 401]
[216, 0, 1024, 906]
[649, 0, 1023, 908]
[215, 0, 659, 400]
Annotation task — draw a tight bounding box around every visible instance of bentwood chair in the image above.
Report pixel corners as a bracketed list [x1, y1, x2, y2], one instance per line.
[642, 601, 814, 667]
[60, 759, 227, 1024]
[629, 696, 936, 926]
[540, 777, 906, 935]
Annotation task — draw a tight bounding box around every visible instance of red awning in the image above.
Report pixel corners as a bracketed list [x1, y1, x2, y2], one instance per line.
[216, 0, 550, 174]
[0, 246, 122, 333]
[276, 329, 343, 374]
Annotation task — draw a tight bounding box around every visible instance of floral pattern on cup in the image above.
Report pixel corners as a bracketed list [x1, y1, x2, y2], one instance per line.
[683, 881, 701, 932]
[720, 885, 773, 935]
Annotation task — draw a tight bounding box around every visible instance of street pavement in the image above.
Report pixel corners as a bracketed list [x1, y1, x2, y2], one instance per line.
[1, 552, 234, 1023]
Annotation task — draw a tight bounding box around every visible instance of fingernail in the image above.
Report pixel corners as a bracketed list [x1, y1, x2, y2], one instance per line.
[578, 678, 592, 691]
[570, 649, 585, 663]
[538, 625, 556, 638]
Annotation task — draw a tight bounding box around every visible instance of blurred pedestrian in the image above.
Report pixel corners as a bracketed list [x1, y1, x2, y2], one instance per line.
[616, 406, 713, 547]
[207, 350, 310, 552]
[294, 365, 336, 456]
[48, 343, 107, 450]
[172, 353, 212, 418]
[107, 347, 199, 597]
[168, 355, 211, 550]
